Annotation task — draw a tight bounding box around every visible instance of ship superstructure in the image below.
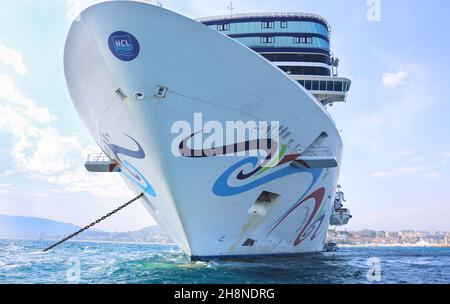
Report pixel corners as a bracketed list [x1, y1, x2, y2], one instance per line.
[199, 13, 351, 106]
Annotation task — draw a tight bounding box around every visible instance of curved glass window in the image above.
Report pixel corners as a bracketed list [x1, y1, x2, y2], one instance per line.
[297, 80, 351, 92]
[326, 81, 334, 91]
[305, 80, 312, 90]
[312, 80, 319, 90]
[205, 20, 329, 37]
[280, 66, 330, 76]
[233, 36, 329, 50]
[260, 53, 330, 64]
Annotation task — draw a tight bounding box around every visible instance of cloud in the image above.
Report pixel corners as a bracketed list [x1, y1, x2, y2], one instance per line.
[371, 166, 439, 178]
[13, 127, 83, 175]
[422, 171, 440, 178]
[65, 0, 106, 21]
[0, 75, 57, 123]
[382, 70, 407, 88]
[400, 150, 423, 163]
[345, 63, 434, 155]
[401, 150, 417, 157]
[0, 73, 131, 199]
[65, 0, 156, 22]
[370, 171, 399, 178]
[443, 152, 450, 158]
[64, 0, 226, 23]
[0, 42, 28, 76]
[166, 0, 231, 18]
[0, 184, 13, 194]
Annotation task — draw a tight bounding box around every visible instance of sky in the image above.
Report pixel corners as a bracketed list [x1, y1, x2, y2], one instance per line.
[0, 0, 449, 232]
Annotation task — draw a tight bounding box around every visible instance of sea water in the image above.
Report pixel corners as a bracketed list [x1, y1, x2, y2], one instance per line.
[0, 239, 449, 284]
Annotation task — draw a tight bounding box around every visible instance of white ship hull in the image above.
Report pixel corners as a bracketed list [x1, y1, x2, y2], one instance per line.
[64, 1, 343, 259]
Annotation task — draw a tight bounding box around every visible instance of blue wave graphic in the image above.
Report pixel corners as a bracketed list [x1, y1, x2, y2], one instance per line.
[120, 160, 156, 197]
[212, 157, 323, 197]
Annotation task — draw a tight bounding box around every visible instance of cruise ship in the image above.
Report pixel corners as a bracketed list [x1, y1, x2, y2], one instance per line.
[64, 1, 352, 260]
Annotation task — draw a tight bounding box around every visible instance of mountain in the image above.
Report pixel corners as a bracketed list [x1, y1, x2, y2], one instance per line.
[0, 214, 174, 244]
[0, 214, 86, 239]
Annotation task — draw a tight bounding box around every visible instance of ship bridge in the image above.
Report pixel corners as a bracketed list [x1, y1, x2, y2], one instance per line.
[199, 12, 351, 106]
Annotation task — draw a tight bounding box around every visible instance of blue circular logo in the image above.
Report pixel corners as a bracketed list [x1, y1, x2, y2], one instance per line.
[108, 31, 140, 61]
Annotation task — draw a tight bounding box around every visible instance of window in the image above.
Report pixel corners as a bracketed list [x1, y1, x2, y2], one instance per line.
[280, 21, 288, 28]
[298, 80, 305, 87]
[279, 66, 331, 76]
[327, 81, 334, 91]
[344, 82, 350, 92]
[217, 23, 230, 31]
[320, 81, 327, 91]
[312, 80, 319, 90]
[260, 36, 275, 44]
[334, 81, 343, 92]
[261, 53, 330, 64]
[294, 36, 313, 44]
[262, 21, 274, 28]
[305, 80, 312, 90]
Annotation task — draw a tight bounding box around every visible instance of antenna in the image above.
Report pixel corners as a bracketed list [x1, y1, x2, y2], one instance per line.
[227, 2, 234, 17]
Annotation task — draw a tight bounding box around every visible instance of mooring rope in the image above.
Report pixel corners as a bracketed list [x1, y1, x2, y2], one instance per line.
[43, 193, 144, 252]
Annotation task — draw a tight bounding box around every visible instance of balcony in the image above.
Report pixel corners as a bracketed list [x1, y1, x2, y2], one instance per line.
[85, 152, 120, 173]
[294, 76, 351, 105]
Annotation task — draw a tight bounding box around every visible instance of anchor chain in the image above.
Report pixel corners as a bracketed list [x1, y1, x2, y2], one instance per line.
[43, 192, 144, 252]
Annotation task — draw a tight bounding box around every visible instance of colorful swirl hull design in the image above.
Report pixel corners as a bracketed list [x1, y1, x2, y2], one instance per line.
[269, 187, 326, 246]
[108, 134, 156, 197]
[179, 133, 328, 246]
[178, 133, 313, 196]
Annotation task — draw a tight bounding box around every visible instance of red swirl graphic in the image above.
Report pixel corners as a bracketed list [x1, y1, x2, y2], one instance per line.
[293, 188, 325, 246]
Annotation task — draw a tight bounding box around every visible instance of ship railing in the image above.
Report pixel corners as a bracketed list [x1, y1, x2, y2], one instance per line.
[86, 152, 112, 163]
[292, 76, 352, 93]
[301, 146, 334, 157]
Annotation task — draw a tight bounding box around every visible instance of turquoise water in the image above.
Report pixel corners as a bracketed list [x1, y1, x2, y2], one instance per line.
[1, 239, 449, 284]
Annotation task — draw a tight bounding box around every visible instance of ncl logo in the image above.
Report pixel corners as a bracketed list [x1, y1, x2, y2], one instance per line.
[108, 31, 140, 61]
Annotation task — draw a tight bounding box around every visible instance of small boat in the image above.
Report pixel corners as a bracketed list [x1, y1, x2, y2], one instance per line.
[324, 242, 339, 252]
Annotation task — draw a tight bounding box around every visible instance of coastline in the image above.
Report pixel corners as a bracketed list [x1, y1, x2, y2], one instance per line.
[339, 243, 450, 248]
[0, 237, 175, 247]
[2, 237, 449, 249]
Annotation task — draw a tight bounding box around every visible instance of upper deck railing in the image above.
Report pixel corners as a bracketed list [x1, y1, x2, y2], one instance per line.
[86, 152, 112, 163]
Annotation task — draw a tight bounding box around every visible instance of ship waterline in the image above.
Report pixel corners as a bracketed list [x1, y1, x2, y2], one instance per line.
[64, 1, 349, 259]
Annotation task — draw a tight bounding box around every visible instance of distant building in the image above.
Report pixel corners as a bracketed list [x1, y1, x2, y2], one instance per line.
[376, 231, 386, 238]
[360, 230, 376, 238]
